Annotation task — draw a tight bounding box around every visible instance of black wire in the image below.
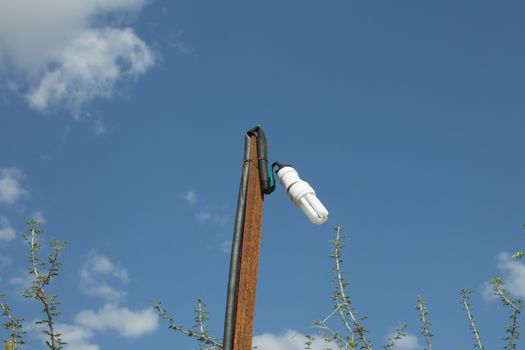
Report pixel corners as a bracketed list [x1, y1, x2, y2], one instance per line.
[271, 161, 290, 174]
[247, 126, 275, 195]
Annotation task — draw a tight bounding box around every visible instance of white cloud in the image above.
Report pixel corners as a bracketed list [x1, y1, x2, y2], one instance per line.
[0, 227, 16, 241]
[183, 191, 197, 205]
[83, 253, 129, 282]
[167, 30, 194, 55]
[253, 330, 336, 350]
[83, 283, 127, 303]
[29, 304, 158, 349]
[31, 210, 47, 224]
[93, 119, 107, 135]
[186, 192, 229, 226]
[385, 331, 422, 350]
[26, 320, 99, 350]
[195, 211, 228, 226]
[0, 0, 154, 114]
[9, 270, 35, 292]
[481, 281, 497, 301]
[195, 211, 211, 222]
[25, 250, 157, 348]
[56, 323, 99, 350]
[79, 252, 129, 302]
[0, 168, 27, 205]
[219, 240, 232, 254]
[75, 303, 158, 337]
[26, 27, 154, 114]
[0, 217, 16, 241]
[483, 253, 525, 300]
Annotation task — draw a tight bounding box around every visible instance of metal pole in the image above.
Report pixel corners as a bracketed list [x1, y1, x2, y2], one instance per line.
[223, 134, 252, 350]
[232, 135, 264, 349]
[223, 134, 265, 350]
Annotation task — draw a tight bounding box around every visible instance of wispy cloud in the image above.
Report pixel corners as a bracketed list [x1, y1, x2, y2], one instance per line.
[195, 211, 210, 221]
[219, 240, 232, 254]
[54, 323, 98, 350]
[0, 0, 154, 115]
[26, 321, 98, 350]
[166, 30, 194, 55]
[253, 330, 336, 350]
[0, 168, 27, 205]
[195, 211, 228, 226]
[75, 303, 158, 338]
[482, 252, 525, 300]
[184, 190, 229, 227]
[27, 304, 158, 350]
[26, 28, 154, 115]
[24, 250, 157, 349]
[9, 270, 35, 292]
[72, 255, 156, 347]
[0, 216, 16, 241]
[183, 191, 197, 205]
[0, 227, 16, 241]
[93, 120, 107, 136]
[31, 210, 47, 224]
[385, 331, 422, 350]
[79, 252, 129, 303]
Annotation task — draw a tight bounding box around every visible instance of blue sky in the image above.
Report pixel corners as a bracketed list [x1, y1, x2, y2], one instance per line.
[1, 1, 525, 349]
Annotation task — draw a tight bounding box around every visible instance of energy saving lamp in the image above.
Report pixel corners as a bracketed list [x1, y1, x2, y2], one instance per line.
[273, 163, 329, 224]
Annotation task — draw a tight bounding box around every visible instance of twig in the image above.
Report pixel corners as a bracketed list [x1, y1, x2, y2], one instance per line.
[153, 301, 223, 350]
[512, 224, 525, 260]
[460, 289, 484, 350]
[194, 299, 213, 350]
[304, 335, 314, 350]
[332, 226, 371, 349]
[0, 295, 26, 350]
[313, 320, 353, 349]
[383, 323, 407, 350]
[22, 222, 66, 350]
[491, 278, 522, 350]
[416, 296, 433, 350]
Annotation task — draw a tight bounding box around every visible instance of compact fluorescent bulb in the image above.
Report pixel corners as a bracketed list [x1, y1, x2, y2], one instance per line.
[275, 166, 329, 224]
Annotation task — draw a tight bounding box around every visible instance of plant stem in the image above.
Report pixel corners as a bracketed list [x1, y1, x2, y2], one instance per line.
[460, 289, 483, 350]
[416, 296, 433, 350]
[153, 302, 223, 350]
[333, 226, 371, 349]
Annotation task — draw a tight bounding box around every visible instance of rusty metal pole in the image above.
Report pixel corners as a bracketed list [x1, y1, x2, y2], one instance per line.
[231, 135, 264, 350]
[224, 126, 274, 350]
[223, 126, 328, 350]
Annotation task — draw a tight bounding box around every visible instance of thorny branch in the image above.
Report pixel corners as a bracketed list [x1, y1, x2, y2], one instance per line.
[153, 301, 223, 350]
[460, 289, 484, 350]
[492, 278, 522, 350]
[331, 226, 371, 349]
[0, 295, 26, 350]
[416, 296, 433, 350]
[23, 222, 66, 350]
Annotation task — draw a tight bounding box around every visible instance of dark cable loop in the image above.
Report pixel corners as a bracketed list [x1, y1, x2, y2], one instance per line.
[246, 126, 275, 195]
